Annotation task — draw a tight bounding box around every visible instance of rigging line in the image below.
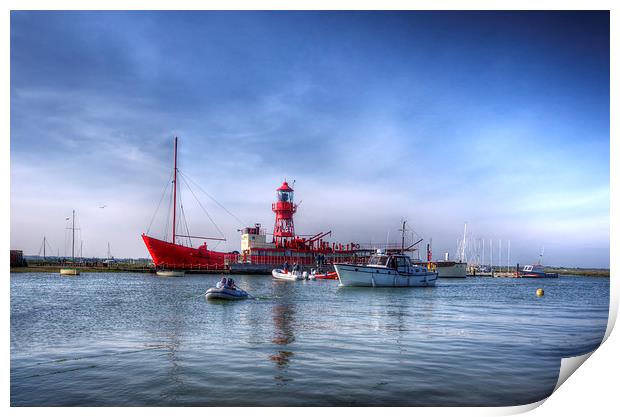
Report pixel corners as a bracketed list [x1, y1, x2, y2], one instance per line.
[164, 180, 173, 242]
[64, 227, 69, 258]
[177, 185, 192, 248]
[45, 238, 54, 256]
[177, 203, 191, 246]
[179, 203, 191, 247]
[146, 171, 174, 234]
[179, 173, 225, 239]
[177, 170, 246, 227]
[178, 174, 226, 239]
[177, 180, 185, 246]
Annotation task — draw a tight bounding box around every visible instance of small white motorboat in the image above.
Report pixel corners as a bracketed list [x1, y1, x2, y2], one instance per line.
[272, 269, 302, 281]
[156, 270, 185, 277]
[59, 268, 80, 276]
[205, 287, 250, 300]
[334, 250, 437, 287]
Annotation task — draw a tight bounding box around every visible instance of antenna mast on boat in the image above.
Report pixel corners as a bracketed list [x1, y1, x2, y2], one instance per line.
[399, 219, 407, 253]
[172, 136, 178, 245]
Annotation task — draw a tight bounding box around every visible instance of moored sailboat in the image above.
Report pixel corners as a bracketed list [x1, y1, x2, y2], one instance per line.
[142, 137, 235, 271]
[60, 209, 80, 276]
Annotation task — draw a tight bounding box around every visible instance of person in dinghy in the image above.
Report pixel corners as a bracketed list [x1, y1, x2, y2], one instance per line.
[216, 276, 227, 289]
[206, 276, 248, 300]
[215, 276, 237, 290]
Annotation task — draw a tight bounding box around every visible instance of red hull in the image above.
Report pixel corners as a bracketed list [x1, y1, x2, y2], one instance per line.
[314, 271, 339, 280]
[142, 234, 232, 269]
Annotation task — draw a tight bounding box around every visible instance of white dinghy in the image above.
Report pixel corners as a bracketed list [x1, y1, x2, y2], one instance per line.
[272, 269, 303, 281]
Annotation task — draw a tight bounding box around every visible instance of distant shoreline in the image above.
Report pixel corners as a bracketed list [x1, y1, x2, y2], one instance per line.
[10, 265, 153, 274]
[9, 265, 610, 277]
[543, 267, 610, 277]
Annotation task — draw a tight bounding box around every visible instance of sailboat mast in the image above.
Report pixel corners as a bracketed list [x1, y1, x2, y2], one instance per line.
[43, 236, 46, 259]
[508, 240, 511, 272]
[172, 137, 178, 245]
[460, 223, 467, 261]
[499, 239, 502, 272]
[72, 210, 75, 261]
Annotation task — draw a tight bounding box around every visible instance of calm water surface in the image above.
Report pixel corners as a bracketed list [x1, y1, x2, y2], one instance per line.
[11, 272, 609, 406]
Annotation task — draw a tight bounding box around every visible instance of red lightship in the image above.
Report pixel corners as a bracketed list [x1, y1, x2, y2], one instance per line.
[142, 138, 367, 271]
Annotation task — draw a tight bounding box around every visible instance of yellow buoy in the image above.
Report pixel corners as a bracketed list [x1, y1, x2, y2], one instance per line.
[536, 288, 544, 297]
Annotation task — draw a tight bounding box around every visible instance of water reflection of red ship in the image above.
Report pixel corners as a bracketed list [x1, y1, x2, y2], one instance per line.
[270, 299, 296, 369]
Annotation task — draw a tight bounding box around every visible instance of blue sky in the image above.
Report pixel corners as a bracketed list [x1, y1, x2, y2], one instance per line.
[10, 11, 609, 267]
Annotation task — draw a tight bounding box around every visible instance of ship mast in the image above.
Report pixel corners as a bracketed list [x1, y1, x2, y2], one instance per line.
[172, 136, 178, 245]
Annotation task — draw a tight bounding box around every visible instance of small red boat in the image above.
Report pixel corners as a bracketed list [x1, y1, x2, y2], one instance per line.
[311, 271, 339, 280]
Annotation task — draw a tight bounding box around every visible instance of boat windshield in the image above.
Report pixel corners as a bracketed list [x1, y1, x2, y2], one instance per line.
[396, 256, 411, 268]
[368, 255, 389, 266]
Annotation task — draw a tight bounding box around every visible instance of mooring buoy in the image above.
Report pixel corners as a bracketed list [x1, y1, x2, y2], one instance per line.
[536, 288, 544, 297]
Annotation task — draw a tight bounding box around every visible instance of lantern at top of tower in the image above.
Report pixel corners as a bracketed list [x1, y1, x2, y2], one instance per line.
[276, 181, 294, 203]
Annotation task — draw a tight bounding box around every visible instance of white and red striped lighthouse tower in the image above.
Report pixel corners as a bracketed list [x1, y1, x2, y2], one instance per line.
[272, 181, 297, 247]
